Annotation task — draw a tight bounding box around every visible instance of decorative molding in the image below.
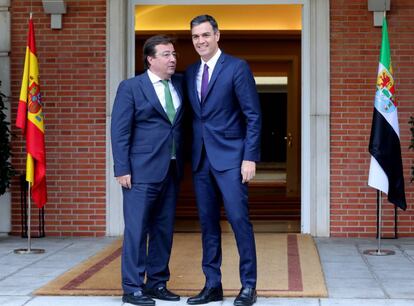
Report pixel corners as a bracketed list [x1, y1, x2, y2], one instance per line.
[0, 10, 10, 53]
[0, 1, 10, 8]
[42, 0, 67, 29]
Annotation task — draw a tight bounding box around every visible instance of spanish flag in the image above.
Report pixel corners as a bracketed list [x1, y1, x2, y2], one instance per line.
[16, 16, 47, 208]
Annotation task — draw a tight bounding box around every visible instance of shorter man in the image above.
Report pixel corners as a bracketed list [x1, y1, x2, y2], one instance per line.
[111, 35, 184, 306]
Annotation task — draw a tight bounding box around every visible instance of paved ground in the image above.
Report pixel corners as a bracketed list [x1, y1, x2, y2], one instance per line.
[1, 235, 414, 305]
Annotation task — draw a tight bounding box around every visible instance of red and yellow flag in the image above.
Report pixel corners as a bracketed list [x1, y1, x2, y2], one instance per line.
[16, 17, 47, 208]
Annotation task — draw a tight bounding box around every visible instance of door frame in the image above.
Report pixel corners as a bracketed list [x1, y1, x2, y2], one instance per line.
[106, 0, 330, 236]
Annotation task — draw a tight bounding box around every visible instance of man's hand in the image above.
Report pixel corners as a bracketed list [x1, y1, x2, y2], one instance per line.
[241, 160, 256, 184]
[116, 174, 131, 189]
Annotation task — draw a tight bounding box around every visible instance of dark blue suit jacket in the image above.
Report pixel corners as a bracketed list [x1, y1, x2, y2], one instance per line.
[111, 71, 184, 183]
[185, 53, 261, 171]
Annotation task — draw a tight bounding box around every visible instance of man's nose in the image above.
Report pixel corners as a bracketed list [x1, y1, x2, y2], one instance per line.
[196, 36, 206, 45]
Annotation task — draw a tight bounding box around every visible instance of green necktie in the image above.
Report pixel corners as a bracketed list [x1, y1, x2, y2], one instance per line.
[161, 80, 176, 157]
[161, 80, 176, 123]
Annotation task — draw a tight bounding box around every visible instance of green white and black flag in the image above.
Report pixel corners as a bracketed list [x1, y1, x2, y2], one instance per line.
[368, 16, 406, 210]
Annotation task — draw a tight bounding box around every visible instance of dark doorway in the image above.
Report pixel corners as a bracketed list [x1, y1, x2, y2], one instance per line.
[259, 92, 287, 163]
[135, 31, 301, 231]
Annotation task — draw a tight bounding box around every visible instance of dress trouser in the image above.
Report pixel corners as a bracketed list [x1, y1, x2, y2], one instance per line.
[193, 151, 257, 289]
[121, 161, 178, 294]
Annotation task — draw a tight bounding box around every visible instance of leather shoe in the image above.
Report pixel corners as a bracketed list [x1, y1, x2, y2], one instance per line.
[122, 289, 155, 306]
[145, 286, 180, 301]
[187, 285, 223, 304]
[233, 287, 257, 306]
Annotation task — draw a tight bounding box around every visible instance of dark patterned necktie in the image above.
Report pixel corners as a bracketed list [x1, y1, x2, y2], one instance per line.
[200, 64, 209, 102]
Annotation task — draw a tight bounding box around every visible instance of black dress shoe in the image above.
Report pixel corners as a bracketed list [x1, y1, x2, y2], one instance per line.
[145, 286, 180, 301]
[122, 289, 155, 306]
[234, 287, 257, 306]
[187, 285, 223, 305]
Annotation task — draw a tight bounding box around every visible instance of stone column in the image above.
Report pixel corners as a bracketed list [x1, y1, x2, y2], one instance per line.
[309, 0, 330, 237]
[106, 0, 127, 236]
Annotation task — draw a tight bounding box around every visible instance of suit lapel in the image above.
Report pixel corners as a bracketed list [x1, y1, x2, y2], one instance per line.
[195, 62, 202, 104]
[139, 72, 170, 122]
[203, 53, 225, 103]
[171, 75, 183, 125]
[189, 62, 202, 112]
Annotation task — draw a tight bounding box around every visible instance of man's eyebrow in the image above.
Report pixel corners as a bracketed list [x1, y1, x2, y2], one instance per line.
[192, 32, 212, 37]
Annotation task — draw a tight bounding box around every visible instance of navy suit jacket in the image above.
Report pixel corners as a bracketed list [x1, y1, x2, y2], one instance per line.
[185, 53, 261, 171]
[111, 71, 184, 183]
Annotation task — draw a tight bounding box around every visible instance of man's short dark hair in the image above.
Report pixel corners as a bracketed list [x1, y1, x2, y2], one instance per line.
[190, 15, 219, 33]
[143, 35, 175, 69]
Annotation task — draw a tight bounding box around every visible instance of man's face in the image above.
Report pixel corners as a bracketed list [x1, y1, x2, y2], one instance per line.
[191, 21, 220, 62]
[147, 43, 177, 79]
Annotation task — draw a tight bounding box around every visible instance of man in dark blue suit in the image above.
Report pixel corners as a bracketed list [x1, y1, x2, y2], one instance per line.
[185, 15, 261, 306]
[111, 35, 184, 306]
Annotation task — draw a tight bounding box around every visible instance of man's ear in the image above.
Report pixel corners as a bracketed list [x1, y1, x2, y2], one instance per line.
[216, 31, 220, 42]
[147, 55, 153, 67]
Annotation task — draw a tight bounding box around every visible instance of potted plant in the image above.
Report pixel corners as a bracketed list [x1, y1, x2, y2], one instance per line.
[0, 81, 15, 235]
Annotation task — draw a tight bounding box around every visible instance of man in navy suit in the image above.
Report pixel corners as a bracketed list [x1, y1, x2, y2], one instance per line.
[111, 35, 184, 306]
[185, 15, 261, 306]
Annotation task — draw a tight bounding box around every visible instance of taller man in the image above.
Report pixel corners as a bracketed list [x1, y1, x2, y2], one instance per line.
[111, 35, 184, 306]
[185, 15, 262, 306]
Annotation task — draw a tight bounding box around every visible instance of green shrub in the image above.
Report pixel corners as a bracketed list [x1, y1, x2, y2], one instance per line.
[0, 81, 15, 195]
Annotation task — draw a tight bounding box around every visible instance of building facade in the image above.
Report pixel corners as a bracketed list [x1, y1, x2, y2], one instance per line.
[1, 0, 413, 238]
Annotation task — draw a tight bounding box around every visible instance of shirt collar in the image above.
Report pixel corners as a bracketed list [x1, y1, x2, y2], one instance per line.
[147, 69, 170, 84]
[201, 49, 222, 69]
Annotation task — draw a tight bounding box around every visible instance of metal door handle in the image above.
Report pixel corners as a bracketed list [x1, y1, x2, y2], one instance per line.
[284, 133, 293, 148]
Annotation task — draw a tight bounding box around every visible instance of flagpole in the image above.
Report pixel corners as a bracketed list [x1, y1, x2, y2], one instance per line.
[14, 183, 45, 254]
[394, 206, 398, 239]
[377, 191, 383, 252]
[364, 191, 395, 256]
[27, 183, 31, 251]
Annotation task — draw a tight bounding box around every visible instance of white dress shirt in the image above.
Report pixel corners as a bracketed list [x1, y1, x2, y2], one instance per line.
[196, 49, 222, 101]
[147, 69, 181, 112]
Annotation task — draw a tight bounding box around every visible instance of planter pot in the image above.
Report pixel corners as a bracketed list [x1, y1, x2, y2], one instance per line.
[0, 191, 11, 236]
